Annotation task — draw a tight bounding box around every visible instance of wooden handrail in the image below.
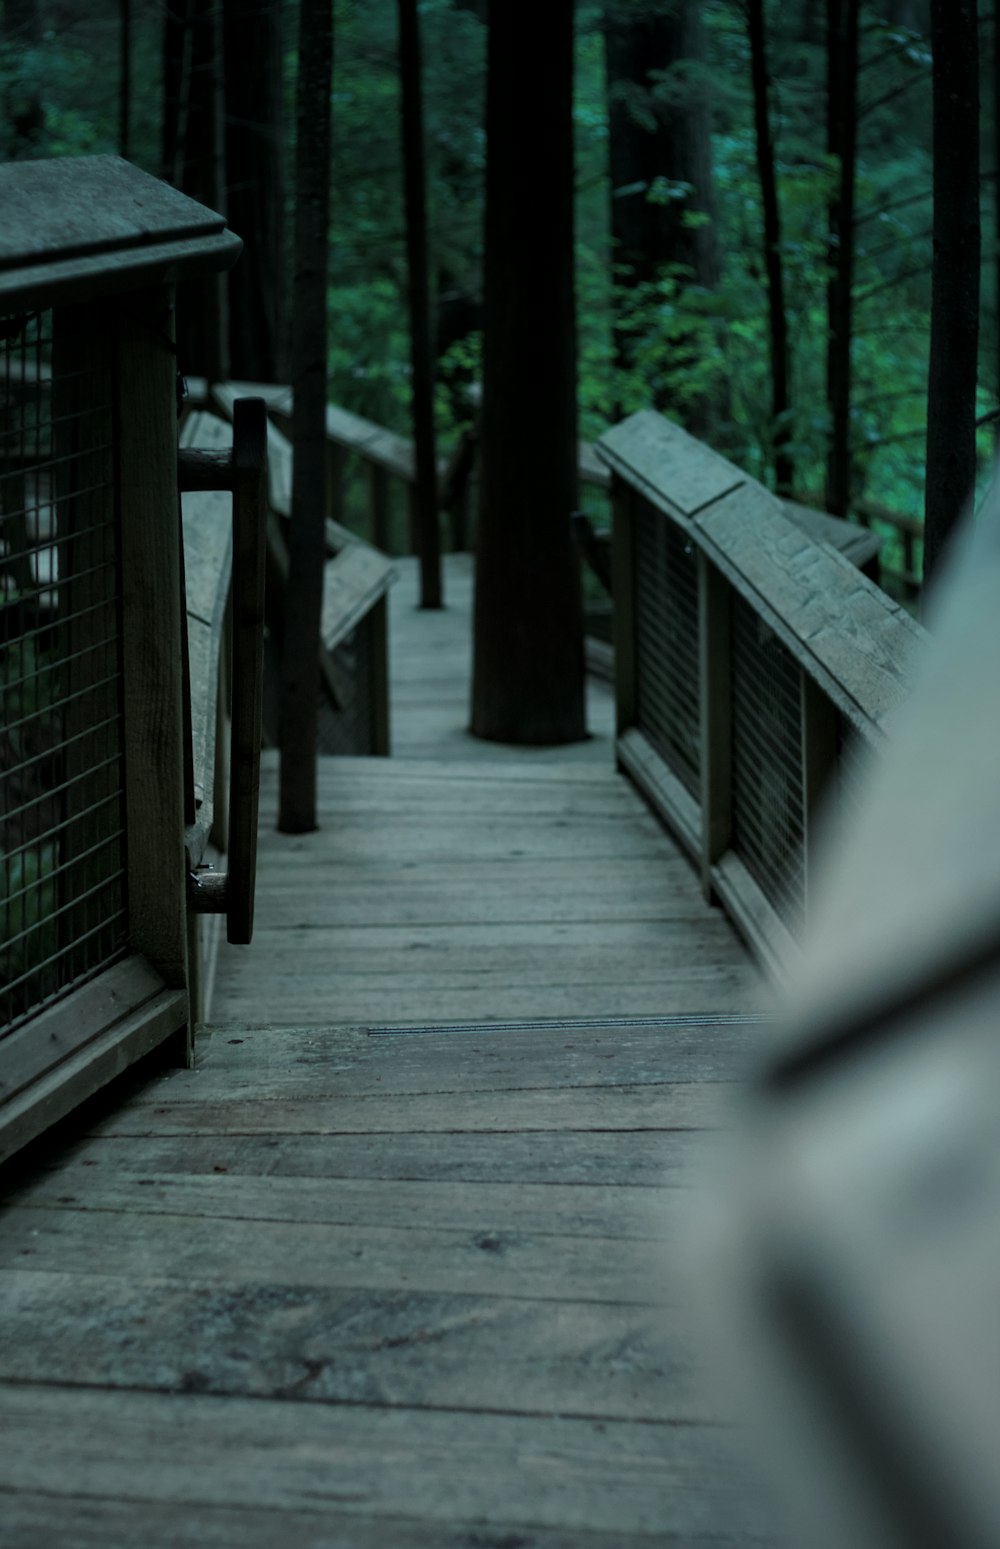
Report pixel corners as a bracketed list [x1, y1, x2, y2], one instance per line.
[599, 410, 927, 979]
[179, 398, 267, 945]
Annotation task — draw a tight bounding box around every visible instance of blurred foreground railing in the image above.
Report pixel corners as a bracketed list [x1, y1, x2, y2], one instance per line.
[600, 411, 926, 979]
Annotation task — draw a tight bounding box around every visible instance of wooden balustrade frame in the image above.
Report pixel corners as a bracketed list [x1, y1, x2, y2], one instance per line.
[600, 410, 927, 980]
[0, 156, 243, 1163]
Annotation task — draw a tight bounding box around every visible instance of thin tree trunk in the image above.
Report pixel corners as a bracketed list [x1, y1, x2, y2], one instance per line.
[224, 0, 287, 383]
[924, 0, 980, 582]
[747, 0, 793, 495]
[278, 0, 333, 832]
[3, 0, 45, 154]
[119, 0, 131, 159]
[471, 0, 585, 745]
[398, 0, 442, 605]
[825, 0, 859, 516]
[604, 0, 724, 432]
[172, 0, 227, 382]
[162, 0, 189, 183]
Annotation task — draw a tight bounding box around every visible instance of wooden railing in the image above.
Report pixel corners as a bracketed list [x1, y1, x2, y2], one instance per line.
[600, 410, 927, 979]
[187, 377, 611, 556]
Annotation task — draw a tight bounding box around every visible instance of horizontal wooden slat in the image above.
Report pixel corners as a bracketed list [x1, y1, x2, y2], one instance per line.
[0, 1384, 767, 1541]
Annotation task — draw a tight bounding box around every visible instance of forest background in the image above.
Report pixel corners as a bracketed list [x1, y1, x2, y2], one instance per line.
[1, 0, 995, 591]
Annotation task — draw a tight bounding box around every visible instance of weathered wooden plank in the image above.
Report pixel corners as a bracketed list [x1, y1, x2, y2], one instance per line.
[694, 481, 924, 736]
[0, 1494, 761, 1549]
[116, 289, 189, 999]
[185, 1018, 762, 1090]
[0, 1492, 760, 1549]
[597, 410, 745, 524]
[211, 973, 760, 1025]
[0, 1202, 687, 1305]
[7, 1167, 706, 1230]
[209, 937, 747, 1002]
[24, 1126, 718, 1187]
[321, 542, 396, 653]
[87, 1081, 731, 1137]
[782, 497, 881, 572]
[0, 1269, 711, 1421]
[0, 1384, 768, 1540]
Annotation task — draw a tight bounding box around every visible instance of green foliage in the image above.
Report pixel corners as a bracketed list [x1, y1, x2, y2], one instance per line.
[5, 0, 994, 572]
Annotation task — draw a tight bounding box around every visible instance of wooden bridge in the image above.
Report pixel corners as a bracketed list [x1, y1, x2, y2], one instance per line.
[0, 158, 935, 1545]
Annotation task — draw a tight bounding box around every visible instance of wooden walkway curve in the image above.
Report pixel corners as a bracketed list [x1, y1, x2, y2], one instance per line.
[0, 555, 772, 1546]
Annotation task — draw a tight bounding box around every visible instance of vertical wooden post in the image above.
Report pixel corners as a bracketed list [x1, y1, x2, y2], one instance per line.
[368, 461, 391, 553]
[800, 670, 838, 923]
[368, 596, 391, 756]
[278, 0, 333, 834]
[610, 474, 636, 745]
[698, 553, 732, 904]
[115, 288, 190, 1054]
[398, 0, 442, 608]
[326, 441, 346, 527]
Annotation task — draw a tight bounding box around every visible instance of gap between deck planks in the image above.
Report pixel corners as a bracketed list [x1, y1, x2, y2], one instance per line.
[0, 1018, 775, 1545]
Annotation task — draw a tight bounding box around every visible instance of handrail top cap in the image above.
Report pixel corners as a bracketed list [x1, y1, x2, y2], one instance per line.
[0, 155, 242, 306]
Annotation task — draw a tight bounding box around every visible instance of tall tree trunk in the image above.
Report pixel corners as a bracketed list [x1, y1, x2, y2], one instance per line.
[398, 0, 442, 606]
[171, 0, 227, 382]
[278, 0, 333, 832]
[825, 0, 859, 516]
[162, 0, 189, 184]
[603, 0, 724, 431]
[3, 0, 45, 155]
[119, 0, 131, 159]
[924, 0, 980, 582]
[747, 0, 794, 495]
[471, 0, 585, 745]
[224, 0, 287, 384]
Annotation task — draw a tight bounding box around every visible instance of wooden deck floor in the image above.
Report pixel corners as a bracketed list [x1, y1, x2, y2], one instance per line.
[213, 555, 760, 1025]
[0, 555, 774, 1545]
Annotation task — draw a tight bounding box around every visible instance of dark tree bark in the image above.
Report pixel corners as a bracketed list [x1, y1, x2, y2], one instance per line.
[398, 0, 443, 606]
[169, 0, 227, 382]
[603, 0, 723, 430]
[119, 0, 131, 158]
[3, 0, 45, 155]
[924, 0, 979, 582]
[223, 0, 287, 384]
[471, 0, 585, 746]
[747, 0, 794, 495]
[825, 0, 860, 516]
[161, 0, 188, 184]
[278, 0, 333, 832]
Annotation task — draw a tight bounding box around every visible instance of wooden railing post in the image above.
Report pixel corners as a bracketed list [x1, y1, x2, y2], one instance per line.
[326, 441, 346, 527]
[698, 553, 732, 904]
[368, 461, 391, 553]
[610, 473, 636, 744]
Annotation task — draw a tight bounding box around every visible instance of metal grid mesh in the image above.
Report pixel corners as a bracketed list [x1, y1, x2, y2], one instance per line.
[730, 594, 805, 932]
[633, 496, 701, 796]
[836, 714, 874, 834]
[1, 310, 128, 1034]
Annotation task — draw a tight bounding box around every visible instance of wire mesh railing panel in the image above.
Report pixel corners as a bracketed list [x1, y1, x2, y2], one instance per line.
[836, 714, 875, 835]
[1, 310, 128, 1034]
[730, 594, 805, 933]
[633, 497, 701, 797]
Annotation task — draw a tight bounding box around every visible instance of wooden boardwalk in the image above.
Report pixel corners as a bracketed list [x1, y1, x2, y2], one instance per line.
[213, 555, 759, 1025]
[0, 555, 773, 1545]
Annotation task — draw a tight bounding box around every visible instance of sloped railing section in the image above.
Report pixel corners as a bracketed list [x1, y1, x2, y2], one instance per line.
[600, 411, 926, 978]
